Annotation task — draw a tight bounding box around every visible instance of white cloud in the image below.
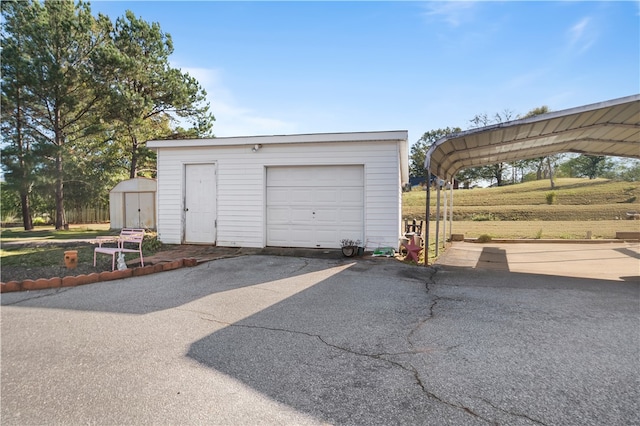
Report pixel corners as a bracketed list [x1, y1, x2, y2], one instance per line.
[567, 17, 596, 54]
[569, 17, 589, 44]
[179, 66, 297, 137]
[422, 1, 476, 27]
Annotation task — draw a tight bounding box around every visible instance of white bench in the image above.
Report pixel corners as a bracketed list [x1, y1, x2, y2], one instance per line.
[94, 228, 145, 271]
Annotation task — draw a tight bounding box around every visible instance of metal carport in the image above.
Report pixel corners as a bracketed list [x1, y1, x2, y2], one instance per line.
[422, 94, 640, 265]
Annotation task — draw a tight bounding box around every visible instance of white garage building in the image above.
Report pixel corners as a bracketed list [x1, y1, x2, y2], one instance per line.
[147, 131, 409, 250]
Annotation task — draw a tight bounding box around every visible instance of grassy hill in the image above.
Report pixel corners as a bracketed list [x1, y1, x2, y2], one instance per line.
[403, 178, 640, 240]
[403, 178, 640, 221]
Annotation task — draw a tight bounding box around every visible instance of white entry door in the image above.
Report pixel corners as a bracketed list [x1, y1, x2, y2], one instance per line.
[266, 165, 364, 248]
[184, 164, 217, 244]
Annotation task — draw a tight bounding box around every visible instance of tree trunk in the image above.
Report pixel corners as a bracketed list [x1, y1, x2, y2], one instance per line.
[54, 150, 65, 229]
[54, 109, 65, 230]
[547, 157, 555, 189]
[494, 164, 504, 186]
[536, 158, 544, 180]
[129, 133, 138, 179]
[15, 86, 34, 230]
[20, 191, 33, 230]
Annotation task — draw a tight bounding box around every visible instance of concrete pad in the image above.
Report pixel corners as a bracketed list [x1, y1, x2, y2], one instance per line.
[435, 241, 640, 281]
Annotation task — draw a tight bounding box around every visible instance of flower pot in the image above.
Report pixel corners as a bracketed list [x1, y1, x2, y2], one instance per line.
[342, 246, 357, 257]
[64, 250, 78, 269]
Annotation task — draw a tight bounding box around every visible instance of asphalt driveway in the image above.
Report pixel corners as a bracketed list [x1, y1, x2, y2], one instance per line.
[2, 253, 638, 425]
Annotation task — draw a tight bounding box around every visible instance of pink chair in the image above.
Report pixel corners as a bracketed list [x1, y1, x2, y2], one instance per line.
[94, 228, 145, 270]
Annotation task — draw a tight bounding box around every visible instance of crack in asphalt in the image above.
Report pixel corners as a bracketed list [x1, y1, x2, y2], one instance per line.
[416, 269, 550, 425]
[288, 259, 310, 275]
[1, 287, 73, 305]
[405, 361, 498, 425]
[407, 267, 438, 347]
[197, 315, 426, 358]
[398, 266, 497, 424]
[195, 306, 493, 423]
[477, 397, 548, 426]
[188, 269, 522, 425]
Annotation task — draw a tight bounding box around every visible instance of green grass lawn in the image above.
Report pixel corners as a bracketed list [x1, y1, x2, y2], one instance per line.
[424, 220, 639, 240]
[404, 178, 639, 207]
[0, 224, 113, 241]
[1, 225, 116, 273]
[0, 245, 98, 268]
[0, 225, 163, 276]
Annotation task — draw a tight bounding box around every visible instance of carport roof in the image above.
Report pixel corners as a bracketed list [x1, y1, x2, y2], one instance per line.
[424, 94, 640, 180]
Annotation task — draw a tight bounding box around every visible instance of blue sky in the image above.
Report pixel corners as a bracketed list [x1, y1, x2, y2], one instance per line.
[91, 1, 639, 145]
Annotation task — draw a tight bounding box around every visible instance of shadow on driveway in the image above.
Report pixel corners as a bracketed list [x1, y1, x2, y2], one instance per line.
[186, 261, 640, 425]
[186, 258, 449, 425]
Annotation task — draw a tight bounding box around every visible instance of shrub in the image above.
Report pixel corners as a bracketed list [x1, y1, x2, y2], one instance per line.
[32, 216, 48, 226]
[471, 213, 494, 222]
[1, 211, 17, 223]
[545, 191, 557, 205]
[476, 234, 492, 243]
[535, 229, 543, 239]
[142, 234, 163, 254]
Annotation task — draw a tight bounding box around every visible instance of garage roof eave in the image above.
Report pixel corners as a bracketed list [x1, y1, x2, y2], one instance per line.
[424, 94, 640, 180]
[148, 130, 409, 149]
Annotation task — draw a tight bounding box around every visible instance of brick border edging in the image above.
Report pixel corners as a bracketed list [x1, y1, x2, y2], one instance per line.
[0, 258, 199, 293]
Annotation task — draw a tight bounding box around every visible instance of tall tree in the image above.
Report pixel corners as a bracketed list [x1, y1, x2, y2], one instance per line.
[455, 167, 484, 189]
[467, 110, 516, 187]
[565, 155, 613, 179]
[518, 106, 558, 188]
[410, 127, 461, 179]
[1, 0, 38, 229]
[2, 2, 216, 229]
[106, 11, 214, 178]
[2, 0, 113, 229]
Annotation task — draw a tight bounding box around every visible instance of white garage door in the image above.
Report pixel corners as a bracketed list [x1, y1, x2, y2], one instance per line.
[267, 166, 364, 248]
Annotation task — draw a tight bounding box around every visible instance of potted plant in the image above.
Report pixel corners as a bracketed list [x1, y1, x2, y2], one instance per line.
[340, 239, 361, 257]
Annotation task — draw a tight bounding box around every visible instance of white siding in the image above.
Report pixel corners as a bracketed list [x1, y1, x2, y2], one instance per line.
[154, 140, 403, 248]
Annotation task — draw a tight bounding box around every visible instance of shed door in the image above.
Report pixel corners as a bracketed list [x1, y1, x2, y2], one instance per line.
[124, 192, 155, 229]
[138, 192, 155, 228]
[184, 164, 217, 244]
[267, 166, 364, 248]
[124, 193, 140, 228]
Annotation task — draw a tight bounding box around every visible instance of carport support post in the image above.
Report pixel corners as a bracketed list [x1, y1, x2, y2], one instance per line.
[435, 182, 441, 257]
[443, 184, 448, 249]
[424, 180, 431, 266]
[449, 181, 454, 241]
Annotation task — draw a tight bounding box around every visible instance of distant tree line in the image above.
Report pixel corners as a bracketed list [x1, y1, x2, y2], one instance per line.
[410, 106, 639, 189]
[1, 0, 214, 229]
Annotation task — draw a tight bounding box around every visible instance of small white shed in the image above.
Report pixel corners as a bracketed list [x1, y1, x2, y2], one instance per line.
[147, 131, 409, 249]
[109, 177, 157, 229]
